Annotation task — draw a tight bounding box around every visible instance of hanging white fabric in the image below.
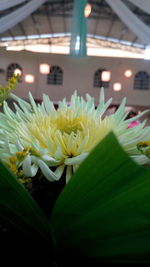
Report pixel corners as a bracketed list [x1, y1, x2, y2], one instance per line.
[0, 0, 26, 11]
[0, 0, 47, 34]
[128, 0, 150, 15]
[106, 0, 150, 44]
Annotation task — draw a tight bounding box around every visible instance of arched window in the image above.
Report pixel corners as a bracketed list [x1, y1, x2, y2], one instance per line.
[134, 71, 149, 90]
[7, 63, 22, 82]
[47, 66, 63, 85]
[93, 69, 109, 88]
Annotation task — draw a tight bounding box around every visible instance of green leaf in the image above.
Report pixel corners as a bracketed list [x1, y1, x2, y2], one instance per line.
[0, 160, 52, 242]
[51, 132, 150, 264]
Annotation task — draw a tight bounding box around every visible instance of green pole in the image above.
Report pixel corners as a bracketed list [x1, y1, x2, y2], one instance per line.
[70, 0, 87, 57]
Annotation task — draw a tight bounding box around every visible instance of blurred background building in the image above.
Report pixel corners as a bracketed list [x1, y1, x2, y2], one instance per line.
[0, 0, 150, 122]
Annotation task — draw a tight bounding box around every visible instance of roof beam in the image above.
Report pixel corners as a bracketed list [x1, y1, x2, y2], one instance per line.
[33, 0, 73, 17]
[93, 0, 104, 36]
[62, 0, 67, 33]
[18, 22, 28, 38]
[105, 14, 116, 38]
[131, 36, 138, 46]
[119, 26, 128, 43]
[45, 3, 53, 34]
[7, 29, 15, 39]
[31, 13, 41, 36]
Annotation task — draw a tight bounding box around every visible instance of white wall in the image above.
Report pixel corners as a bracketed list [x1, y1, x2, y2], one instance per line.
[0, 48, 150, 107]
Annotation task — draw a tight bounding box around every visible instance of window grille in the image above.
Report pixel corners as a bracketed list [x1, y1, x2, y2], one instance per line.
[94, 69, 109, 88]
[7, 63, 22, 82]
[134, 71, 149, 90]
[47, 65, 63, 85]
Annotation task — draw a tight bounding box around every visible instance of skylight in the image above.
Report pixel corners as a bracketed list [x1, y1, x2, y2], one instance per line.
[1, 32, 145, 59]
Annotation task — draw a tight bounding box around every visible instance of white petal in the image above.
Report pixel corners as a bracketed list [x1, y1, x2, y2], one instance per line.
[16, 140, 24, 151]
[96, 97, 112, 116]
[114, 98, 126, 122]
[126, 109, 149, 124]
[64, 153, 88, 165]
[10, 93, 32, 112]
[66, 165, 72, 183]
[54, 165, 65, 178]
[30, 164, 39, 176]
[42, 155, 60, 166]
[28, 92, 38, 113]
[131, 155, 150, 165]
[3, 102, 16, 120]
[23, 155, 36, 177]
[37, 159, 60, 182]
[4, 134, 10, 153]
[99, 87, 105, 105]
[43, 94, 56, 114]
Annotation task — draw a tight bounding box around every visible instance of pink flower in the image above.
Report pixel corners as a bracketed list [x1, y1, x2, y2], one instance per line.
[128, 120, 139, 128]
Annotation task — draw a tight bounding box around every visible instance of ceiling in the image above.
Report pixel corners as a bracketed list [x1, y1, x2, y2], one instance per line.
[0, 0, 149, 51]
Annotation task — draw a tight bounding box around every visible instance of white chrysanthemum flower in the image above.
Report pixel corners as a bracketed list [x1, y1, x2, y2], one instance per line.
[0, 89, 150, 183]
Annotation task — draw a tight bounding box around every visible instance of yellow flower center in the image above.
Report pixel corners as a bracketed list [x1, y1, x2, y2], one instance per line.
[17, 107, 115, 159]
[55, 109, 88, 135]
